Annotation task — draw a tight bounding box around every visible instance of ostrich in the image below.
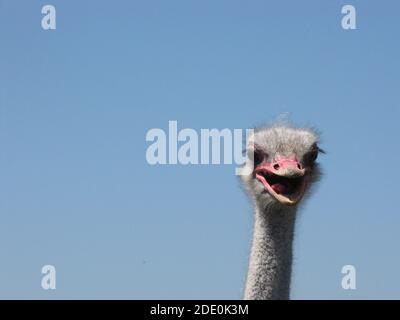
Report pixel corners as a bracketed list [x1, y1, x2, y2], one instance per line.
[240, 124, 324, 300]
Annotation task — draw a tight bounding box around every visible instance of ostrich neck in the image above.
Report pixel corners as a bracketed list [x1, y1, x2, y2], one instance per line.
[244, 202, 297, 300]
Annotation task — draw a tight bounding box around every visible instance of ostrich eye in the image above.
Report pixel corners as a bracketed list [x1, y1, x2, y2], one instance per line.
[253, 149, 265, 166]
[303, 144, 320, 165]
[304, 150, 318, 163]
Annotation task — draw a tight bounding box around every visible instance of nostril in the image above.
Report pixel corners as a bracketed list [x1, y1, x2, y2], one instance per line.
[273, 163, 280, 170]
[297, 163, 302, 169]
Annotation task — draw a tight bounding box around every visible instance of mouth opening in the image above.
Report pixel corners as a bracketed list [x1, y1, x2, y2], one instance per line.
[255, 170, 308, 205]
[260, 172, 303, 195]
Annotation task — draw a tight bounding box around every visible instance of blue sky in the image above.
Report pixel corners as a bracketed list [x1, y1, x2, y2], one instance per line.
[0, 0, 399, 299]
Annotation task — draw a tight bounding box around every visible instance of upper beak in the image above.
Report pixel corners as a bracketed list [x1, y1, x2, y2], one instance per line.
[255, 158, 305, 178]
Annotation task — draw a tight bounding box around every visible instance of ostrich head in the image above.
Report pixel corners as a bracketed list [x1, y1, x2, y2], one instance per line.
[241, 125, 323, 209]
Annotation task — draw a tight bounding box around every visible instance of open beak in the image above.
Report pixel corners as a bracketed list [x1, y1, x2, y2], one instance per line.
[254, 158, 309, 206]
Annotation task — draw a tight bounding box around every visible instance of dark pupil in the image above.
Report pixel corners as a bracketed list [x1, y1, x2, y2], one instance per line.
[306, 151, 318, 163]
[253, 150, 262, 165]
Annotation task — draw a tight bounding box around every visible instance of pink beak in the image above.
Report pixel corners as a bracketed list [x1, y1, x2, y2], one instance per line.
[255, 158, 305, 177]
[254, 157, 308, 206]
